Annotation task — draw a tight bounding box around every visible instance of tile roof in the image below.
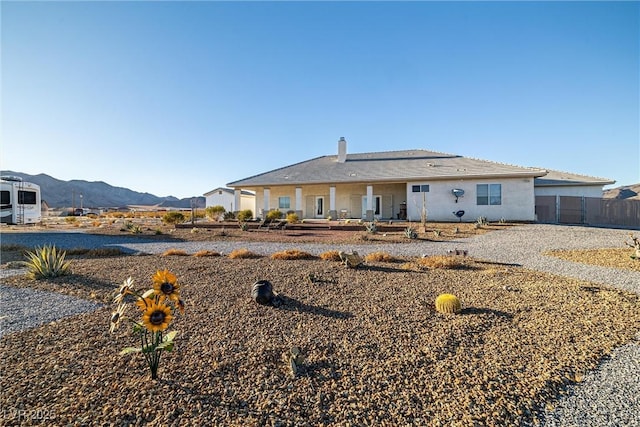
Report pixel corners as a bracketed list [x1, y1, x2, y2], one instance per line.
[227, 149, 547, 187]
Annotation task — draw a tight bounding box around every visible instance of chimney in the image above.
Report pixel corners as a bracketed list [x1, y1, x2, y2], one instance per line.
[337, 137, 347, 163]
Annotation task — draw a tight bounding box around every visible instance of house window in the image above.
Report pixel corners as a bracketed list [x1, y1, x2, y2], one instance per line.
[1, 191, 9, 206]
[18, 191, 37, 205]
[477, 184, 501, 205]
[278, 196, 290, 209]
[411, 185, 430, 193]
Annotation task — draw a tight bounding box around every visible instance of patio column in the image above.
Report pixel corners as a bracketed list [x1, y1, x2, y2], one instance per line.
[233, 189, 241, 214]
[328, 186, 337, 220]
[295, 187, 302, 218]
[262, 188, 270, 219]
[366, 185, 374, 221]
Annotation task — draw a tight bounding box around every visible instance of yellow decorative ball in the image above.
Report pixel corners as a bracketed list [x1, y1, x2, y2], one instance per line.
[435, 293, 462, 314]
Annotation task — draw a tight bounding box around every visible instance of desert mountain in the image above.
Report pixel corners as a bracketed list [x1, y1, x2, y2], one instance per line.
[603, 183, 640, 201]
[0, 171, 205, 209]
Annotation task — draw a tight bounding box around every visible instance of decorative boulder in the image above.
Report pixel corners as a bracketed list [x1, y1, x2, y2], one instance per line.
[252, 280, 274, 305]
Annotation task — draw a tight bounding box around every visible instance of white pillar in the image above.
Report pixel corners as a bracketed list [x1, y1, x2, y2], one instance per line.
[234, 189, 241, 213]
[329, 186, 337, 220]
[295, 187, 302, 217]
[263, 188, 270, 218]
[366, 185, 374, 221]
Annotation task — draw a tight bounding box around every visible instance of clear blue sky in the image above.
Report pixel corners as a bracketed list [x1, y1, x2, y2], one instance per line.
[2, 1, 638, 199]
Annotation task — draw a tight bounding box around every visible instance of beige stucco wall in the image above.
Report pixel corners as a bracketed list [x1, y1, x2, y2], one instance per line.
[252, 183, 406, 219]
[406, 178, 537, 222]
[534, 185, 604, 198]
[238, 177, 538, 221]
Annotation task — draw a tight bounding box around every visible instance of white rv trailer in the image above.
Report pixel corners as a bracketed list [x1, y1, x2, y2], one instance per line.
[0, 176, 42, 224]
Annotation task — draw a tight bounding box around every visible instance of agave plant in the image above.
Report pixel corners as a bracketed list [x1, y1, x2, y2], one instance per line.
[22, 244, 72, 279]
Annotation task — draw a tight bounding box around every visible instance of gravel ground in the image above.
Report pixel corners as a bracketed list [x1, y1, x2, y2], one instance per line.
[0, 225, 640, 426]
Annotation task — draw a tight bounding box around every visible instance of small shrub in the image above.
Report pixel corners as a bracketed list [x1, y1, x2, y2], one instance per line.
[237, 210, 253, 222]
[626, 234, 640, 260]
[266, 210, 283, 222]
[205, 205, 226, 221]
[286, 213, 299, 223]
[404, 227, 418, 239]
[433, 230, 442, 237]
[417, 255, 464, 270]
[223, 211, 236, 220]
[65, 216, 77, 223]
[22, 245, 72, 279]
[365, 221, 377, 234]
[66, 247, 126, 257]
[161, 248, 189, 257]
[266, 210, 282, 221]
[154, 229, 163, 235]
[239, 222, 249, 231]
[271, 249, 315, 260]
[228, 248, 260, 259]
[194, 250, 221, 257]
[319, 250, 342, 261]
[364, 251, 397, 263]
[476, 216, 488, 227]
[130, 224, 143, 234]
[162, 211, 185, 225]
[435, 293, 462, 314]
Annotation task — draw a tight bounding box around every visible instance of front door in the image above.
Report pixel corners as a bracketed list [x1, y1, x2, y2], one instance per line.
[315, 196, 324, 219]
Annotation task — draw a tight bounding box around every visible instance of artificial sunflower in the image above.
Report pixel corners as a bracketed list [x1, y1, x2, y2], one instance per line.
[135, 297, 155, 311]
[114, 277, 135, 304]
[109, 303, 127, 333]
[142, 301, 173, 332]
[152, 269, 180, 303]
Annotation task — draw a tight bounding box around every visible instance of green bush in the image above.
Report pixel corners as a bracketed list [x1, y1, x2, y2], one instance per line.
[237, 209, 253, 222]
[223, 211, 236, 220]
[162, 211, 185, 225]
[286, 212, 299, 223]
[22, 245, 72, 279]
[265, 210, 283, 222]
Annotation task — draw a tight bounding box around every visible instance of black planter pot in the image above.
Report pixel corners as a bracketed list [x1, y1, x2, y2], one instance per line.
[252, 280, 274, 305]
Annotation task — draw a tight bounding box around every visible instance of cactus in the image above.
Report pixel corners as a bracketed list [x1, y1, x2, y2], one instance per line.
[435, 293, 462, 314]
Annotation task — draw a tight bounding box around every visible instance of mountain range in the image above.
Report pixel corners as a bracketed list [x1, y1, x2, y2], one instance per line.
[0, 171, 205, 209]
[603, 183, 640, 200]
[2, 170, 637, 209]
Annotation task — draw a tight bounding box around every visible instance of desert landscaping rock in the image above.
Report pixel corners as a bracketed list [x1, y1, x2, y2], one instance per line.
[1, 223, 639, 425]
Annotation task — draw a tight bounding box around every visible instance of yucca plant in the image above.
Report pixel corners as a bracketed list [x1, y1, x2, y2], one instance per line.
[365, 221, 378, 234]
[22, 245, 72, 279]
[404, 227, 418, 239]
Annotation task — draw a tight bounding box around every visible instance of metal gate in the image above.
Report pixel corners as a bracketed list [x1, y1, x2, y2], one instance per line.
[535, 196, 640, 228]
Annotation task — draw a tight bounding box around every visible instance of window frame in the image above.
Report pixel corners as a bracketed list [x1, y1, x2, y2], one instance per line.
[476, 184, 501, 206]
[278, 196, 291, 209]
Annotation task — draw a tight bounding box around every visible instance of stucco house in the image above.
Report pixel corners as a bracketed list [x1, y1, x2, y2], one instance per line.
[203, 187, 255, 213]
[226, 138, 614, 222]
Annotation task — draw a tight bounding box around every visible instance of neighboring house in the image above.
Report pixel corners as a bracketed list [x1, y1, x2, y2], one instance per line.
[226, 138, 614, 222]
[203, 187, 255, 213]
